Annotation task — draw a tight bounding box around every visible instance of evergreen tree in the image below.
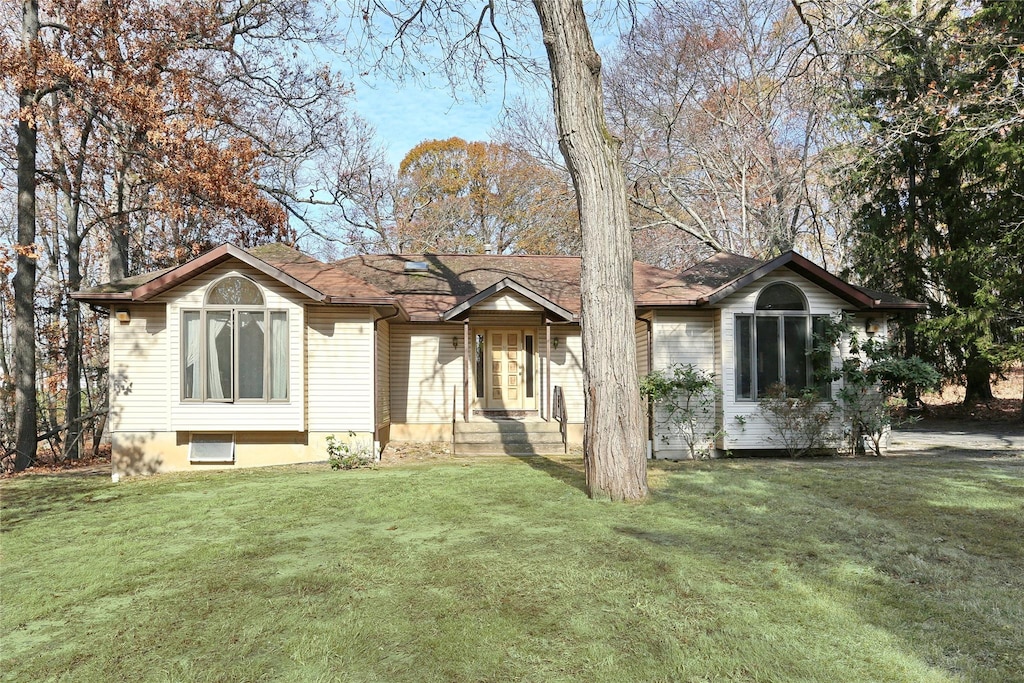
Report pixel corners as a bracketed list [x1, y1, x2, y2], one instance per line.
[844, 0, 1024, 403]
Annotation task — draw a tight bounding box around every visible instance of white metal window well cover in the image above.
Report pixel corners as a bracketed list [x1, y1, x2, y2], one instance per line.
[189, 433, 235, 462]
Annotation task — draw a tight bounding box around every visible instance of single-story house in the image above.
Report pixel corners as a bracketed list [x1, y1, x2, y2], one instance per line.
[73, 243, 922, 475]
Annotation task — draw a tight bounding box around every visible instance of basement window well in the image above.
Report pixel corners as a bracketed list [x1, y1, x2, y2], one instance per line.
[189, 433, 235, 463]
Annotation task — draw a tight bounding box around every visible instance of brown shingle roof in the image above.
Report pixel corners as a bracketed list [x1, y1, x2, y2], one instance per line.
[73, 243, 923, 313]
[331, 253, 678, 321]
[637, 252, 763, 306]
[248, 244, 393, 302]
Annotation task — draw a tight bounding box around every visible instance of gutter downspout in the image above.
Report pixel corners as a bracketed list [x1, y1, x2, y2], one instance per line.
[638, 314, 654, 460]
[372, 305, 402, 461]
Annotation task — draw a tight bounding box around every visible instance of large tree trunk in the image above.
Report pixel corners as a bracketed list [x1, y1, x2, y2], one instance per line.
[13, 0, 40, 471]
[963, 352, 994, 403]
[532, 0, 647, 500]
[65, 233, 83, 461]
[108, 156, 130, 281]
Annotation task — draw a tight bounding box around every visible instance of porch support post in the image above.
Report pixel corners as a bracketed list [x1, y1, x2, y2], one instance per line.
[546, 320, 552, 421]
[463, 320, 470, 422]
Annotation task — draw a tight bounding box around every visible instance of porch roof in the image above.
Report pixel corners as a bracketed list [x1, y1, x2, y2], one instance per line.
[441, 278, 576, 322]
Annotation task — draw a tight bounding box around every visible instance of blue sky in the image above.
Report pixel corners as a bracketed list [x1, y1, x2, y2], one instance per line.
[352, 79, 528, 167]
[344, 13, 624, 168]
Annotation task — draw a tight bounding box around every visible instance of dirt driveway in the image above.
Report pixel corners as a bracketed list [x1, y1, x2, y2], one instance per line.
[890, 420, 1024, 457]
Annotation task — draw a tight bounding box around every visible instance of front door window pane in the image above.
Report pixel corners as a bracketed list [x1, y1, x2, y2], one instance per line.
[475, 334, 484, 398]
[525, 335, 534, 398]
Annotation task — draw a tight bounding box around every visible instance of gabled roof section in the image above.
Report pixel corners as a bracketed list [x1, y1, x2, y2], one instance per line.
[639, 250, 924, 311]
[442, 278, 576, 321]
[72, 243, 399, 308]
[331, 253, 678, 321]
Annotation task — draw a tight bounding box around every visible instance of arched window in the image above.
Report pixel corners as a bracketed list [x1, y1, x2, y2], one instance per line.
[207, 276, 264, 306]
[182, 276, 289, 402]
[736, 282, 828, 400]
[756, 283, 806, 311]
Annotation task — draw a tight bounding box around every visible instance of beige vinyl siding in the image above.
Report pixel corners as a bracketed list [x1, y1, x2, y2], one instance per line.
[376, 317, 391, 428]
[390, 324, 465, 423]
[109, 304, 169, 433]
[549, 327, 584, 422]
[720, 269, 848, 450]
[306, 306, 375, 433]
[635, 319, 650, 376]
[649, 310, 716, 458]
[473, 291, 544, 312]
[163, 262, 306, 432]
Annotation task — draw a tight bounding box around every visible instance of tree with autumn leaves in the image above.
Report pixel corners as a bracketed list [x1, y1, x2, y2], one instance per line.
[1, 0, 378, 469]
[394, 137, 577, 254]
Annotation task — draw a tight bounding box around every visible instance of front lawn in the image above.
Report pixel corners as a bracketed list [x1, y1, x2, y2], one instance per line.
[2, 455, 1022, 682]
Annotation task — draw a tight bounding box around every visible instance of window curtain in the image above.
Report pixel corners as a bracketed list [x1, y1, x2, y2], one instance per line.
[270, 312, 288, 399]
[183, 312, 201, 399]
[238, 312, 265, 399]
[207, 313, 231, 399]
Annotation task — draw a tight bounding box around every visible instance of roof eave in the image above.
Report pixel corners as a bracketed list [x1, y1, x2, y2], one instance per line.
[704, 251, 878, 309]
[71, 244, 335, 305]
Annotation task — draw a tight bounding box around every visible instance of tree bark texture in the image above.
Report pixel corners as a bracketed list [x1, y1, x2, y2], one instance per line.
[14, 0, 40, 471]
[13, 0, 39, 471]
[532, 0, 647, 500]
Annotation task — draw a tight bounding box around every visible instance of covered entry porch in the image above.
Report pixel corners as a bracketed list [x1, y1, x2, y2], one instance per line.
[442, 277, 579, 425]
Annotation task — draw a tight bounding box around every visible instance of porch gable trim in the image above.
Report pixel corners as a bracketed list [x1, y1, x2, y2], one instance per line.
[442, 278, 575, 322]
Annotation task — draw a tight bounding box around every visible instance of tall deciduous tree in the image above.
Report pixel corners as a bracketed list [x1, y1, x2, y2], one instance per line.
[13, 0, 40, 470]
[394, 136, 576, 254]
[606, 0, 836, 268]
[351, 0, 648, 499]
[534, 0, 647, 499]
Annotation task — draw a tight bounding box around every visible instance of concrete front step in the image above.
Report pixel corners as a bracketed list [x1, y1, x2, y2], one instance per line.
[455, 441, 567, 456]
[453, 419, 567, 456]
[454, 421, 562, 435]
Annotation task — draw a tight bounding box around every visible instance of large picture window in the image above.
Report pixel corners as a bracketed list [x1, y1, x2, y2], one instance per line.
[736, 283, 829, 400]
[182, 276, 289, 402]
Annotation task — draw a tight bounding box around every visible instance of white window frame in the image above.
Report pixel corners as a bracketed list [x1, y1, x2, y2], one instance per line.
[735, 283, 830, 401]
[181, 276, 290, 403]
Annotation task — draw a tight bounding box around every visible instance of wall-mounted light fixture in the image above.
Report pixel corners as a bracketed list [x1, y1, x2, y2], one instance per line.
[552, 337, 560, 349]
[452, 336, 459, 348]
[115, 309, 131, 324]
[865, 318, 881, 335]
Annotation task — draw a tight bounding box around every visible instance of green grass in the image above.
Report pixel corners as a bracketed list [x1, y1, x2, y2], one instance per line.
[2, 455, 1022, 682]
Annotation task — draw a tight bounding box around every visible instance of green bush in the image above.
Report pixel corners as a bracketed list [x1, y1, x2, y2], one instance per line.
[326, 433, 374, 470]
[640, 364, 723, 459]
